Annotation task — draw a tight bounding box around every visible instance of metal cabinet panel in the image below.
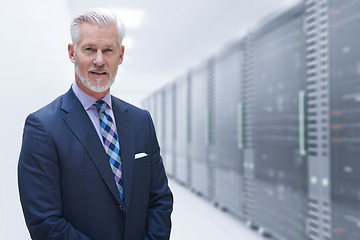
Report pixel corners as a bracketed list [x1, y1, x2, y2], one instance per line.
[252, 3, 307, 239]
[189, 61, 211, 198]
[213, 41, 244, 218]
[175, 75, 189, 185]
[329, 1, 360, 239]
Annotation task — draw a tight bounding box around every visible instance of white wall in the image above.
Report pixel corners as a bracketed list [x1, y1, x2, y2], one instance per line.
[1, 1, 71, 239]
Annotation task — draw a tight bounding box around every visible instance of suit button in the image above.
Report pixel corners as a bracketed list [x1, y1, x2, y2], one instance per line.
[119, 205, 123, 210]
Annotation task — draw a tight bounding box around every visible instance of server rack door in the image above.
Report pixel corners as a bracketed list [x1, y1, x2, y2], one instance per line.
[190, 62, 211, 198]
[213, 41, 244, 219]
[329, 1, 360, 239]
[252, 4, 307, 239]
[156, 90, 165, 152]
[175, 76, 189, 186]
[163, 84, 176, 177]
[152, 92, 159, 133]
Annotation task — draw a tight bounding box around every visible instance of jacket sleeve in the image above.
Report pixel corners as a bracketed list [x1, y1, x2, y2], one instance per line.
[18, 113, 90, 240]
[144, 111, 174, 240]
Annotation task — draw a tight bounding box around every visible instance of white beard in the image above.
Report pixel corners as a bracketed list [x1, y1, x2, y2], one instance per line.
[75, 59, 117, 93]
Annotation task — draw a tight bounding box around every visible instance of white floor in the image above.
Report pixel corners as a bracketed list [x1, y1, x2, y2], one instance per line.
[168, 179, 265, 240]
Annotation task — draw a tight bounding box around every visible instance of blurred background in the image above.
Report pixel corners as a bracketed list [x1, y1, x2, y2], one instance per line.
[2, 0, 357, 239]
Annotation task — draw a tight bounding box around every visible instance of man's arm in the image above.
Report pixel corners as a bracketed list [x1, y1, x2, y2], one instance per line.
[144, 111, 174, 240]
[18, 113, 90, 240]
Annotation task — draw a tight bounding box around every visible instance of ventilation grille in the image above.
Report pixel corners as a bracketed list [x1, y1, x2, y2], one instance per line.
[242, 176, 256, 220]
[172, 84, 177, 142]
[207, 58, 215, 145]
[242, 34, 255, 149]
[161, 90, 166, 141]
[241, 36, 256, 222]
[186, 73, 192, 185]
[307, 198, 332, 240]
[207, 58, 216, 199]
[305, 0, 330, 158]
[304, 0, 331, 239]
[187, 73, 192, 143]
[172, 83, 177, 176]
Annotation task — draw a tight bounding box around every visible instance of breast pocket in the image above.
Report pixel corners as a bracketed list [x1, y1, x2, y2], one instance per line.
[134, 155, 151, 168]
[133, 155, 152, 189]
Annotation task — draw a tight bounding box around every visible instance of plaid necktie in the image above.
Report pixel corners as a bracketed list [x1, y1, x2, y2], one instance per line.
[96, 100, 124, 200]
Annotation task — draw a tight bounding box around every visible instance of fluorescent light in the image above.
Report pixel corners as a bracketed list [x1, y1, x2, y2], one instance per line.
[110, 8, 145, 28]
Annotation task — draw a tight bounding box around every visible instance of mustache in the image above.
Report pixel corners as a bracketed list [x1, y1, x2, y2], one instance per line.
[88, 67, 110, 73]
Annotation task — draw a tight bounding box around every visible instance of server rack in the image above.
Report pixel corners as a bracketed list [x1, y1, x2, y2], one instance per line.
[174, 74, 190, 186]
[141, 1, 360, 240]
[213, 40, 244, 218]
[160, 89, 166, 163]
[328, 0, 360, 239]
[189, 59, 214, 199]
[150, 91, 160, 139]
[155, 89, 166, 155]
[163, 83, 176, 177]
[251, 2, 307, 239]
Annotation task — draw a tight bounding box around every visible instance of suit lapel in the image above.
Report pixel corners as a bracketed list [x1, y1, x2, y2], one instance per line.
[112, 97, 135, 212]
[60, 89, 123, 207]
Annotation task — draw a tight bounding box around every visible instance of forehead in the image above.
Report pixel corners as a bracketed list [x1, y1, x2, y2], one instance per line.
[78, 22, 119, 47]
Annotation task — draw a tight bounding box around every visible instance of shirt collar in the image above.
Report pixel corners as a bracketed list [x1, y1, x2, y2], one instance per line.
[72, 81, 112, 110]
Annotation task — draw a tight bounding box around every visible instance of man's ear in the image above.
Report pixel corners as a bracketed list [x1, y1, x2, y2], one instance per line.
[68, 44, 75, 63]
[118, 45, 125, 65]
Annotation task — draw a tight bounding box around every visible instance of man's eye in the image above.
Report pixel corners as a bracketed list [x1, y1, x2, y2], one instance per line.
[85, 48, 94, 51]
[104, 49, 113, 52]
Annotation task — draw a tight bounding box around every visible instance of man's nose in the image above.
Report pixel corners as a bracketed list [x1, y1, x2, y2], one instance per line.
[93, 51, 105, 66]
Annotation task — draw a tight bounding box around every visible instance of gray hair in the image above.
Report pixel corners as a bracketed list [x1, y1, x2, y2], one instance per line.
[70, 8, 126, 48]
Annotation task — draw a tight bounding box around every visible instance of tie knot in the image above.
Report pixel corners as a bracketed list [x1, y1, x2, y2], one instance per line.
[96, 100, 107, 113]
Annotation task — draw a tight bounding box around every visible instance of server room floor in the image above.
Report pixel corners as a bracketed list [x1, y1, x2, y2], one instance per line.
[168, 179, 265, 240]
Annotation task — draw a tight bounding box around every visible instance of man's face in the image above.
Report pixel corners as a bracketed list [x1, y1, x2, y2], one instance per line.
[68, 22, 124, 94]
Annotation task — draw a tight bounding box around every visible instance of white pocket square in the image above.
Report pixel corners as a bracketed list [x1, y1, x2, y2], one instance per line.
[135, 152, 148, 159]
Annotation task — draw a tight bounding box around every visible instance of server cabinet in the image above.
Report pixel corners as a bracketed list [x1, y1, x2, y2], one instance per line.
[159, 89, 166, 160]
[174, 74, 190, 186]
[153, 90, 166, 154]
[252, 2, 307, 239]
[163, 83, 176, 177]
[151, 91, 160, 138]
[328, 0, 360, 239]
[144, 92, 168, 171]
[189, 60, 214, 199]
[213, 40, 244, 218]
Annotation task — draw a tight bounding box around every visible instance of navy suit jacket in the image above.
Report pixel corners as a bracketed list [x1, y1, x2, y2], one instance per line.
[18, 88, 173, 240]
